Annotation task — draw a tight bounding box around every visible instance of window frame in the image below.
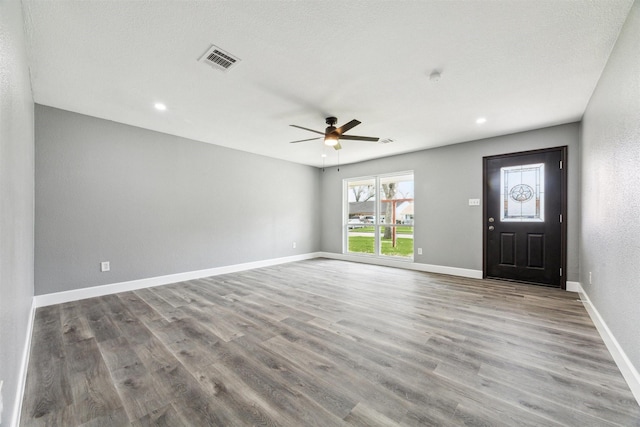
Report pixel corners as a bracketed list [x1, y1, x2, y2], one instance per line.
[343, 171, 414, 260]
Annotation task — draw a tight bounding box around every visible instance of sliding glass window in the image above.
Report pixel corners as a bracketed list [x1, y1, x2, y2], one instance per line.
[344, 172, 414, 259]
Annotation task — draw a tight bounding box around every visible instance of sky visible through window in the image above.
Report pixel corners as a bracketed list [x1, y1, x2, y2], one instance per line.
[347, 174, 414, 202]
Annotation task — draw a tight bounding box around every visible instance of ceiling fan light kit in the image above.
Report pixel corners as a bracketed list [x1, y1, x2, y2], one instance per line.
[289, 116, 380, 151]
[324, 135, 339, 146]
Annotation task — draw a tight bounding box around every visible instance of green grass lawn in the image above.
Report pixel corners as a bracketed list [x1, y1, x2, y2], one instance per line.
[348, 236, 414, 257]
[349, 226, 413, 234]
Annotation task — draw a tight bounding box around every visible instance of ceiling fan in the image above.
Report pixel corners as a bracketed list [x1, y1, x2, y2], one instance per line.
[289, 117, 379, 150]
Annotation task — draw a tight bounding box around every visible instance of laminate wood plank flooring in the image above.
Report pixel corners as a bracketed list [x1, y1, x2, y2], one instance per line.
[21, 259, 640, 426]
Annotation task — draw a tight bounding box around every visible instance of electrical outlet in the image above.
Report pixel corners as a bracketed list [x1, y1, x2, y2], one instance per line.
[417, 248, 423, 255]
[292, 242, 296, 249]
[100, 261, 110, 272]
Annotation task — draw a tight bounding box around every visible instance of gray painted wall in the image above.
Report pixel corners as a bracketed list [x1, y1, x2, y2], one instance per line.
[35, 105, 321, 295]
[320, 123, 580, 281]
[0, 0, 35, 425]
[580, 0, 640, 373]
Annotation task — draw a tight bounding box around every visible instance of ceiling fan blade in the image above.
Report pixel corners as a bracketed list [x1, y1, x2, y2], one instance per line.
[335, 119, 361, 135]
[289, 137, 322, 144]
[289, 124, 325, 135]
[333, 142, 342, 150]
[339, 135, 380, 142]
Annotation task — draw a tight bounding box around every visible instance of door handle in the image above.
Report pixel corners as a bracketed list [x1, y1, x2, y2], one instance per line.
[489, 226, 495, 231]
[488, 217, 494, 222]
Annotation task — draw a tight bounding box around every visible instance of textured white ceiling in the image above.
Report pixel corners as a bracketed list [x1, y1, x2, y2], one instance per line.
[22, 0, 633, 167]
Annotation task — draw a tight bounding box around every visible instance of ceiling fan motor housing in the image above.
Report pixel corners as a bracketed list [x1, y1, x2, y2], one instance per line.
[325, 116, 338, 126]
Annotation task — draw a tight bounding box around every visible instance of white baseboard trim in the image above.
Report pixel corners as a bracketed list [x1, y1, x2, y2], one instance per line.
[12, 299, 36, 427]
[317, 252, 483, 279]
[566, 280, 581, 292]
[34, 253, 323, 307]
[575, 282, 640, 405]
[33, 252, 486, 308]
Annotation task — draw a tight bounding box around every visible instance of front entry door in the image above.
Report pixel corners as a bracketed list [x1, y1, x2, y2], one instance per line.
[483, 147, 567, 288]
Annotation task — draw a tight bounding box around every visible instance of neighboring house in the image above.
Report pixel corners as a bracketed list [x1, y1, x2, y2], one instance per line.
[397, 201, 414, 224]
[349, 200, 414, 224]
[348, 201, 375, 219]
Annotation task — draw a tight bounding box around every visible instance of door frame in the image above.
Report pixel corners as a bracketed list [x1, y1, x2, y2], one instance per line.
[482, 146, 568, 289]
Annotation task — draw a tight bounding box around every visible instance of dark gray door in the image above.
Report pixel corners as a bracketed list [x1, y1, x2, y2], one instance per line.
[483, 147, 567, 288]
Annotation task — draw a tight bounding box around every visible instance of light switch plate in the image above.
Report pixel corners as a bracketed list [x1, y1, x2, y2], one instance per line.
[468, 198, 481, 206]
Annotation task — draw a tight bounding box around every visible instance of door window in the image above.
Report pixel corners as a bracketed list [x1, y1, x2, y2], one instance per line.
[500, 163, 544, 222]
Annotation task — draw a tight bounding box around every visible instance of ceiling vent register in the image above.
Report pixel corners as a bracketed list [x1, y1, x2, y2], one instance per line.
[199, 45, 240, 72]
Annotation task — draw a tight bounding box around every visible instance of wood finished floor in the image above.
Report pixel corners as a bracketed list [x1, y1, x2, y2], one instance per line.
[21, 259, 640, 426]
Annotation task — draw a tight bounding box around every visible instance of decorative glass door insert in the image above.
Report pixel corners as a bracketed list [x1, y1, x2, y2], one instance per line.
[500, 163, 544, 222]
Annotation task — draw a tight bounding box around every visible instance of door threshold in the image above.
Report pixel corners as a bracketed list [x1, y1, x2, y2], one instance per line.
[485, 275, 562, 289]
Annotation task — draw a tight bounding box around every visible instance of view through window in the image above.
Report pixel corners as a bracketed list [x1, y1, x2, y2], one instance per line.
[345, 172, 414, 259]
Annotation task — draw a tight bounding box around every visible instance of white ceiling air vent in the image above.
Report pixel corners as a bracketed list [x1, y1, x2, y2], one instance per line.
[379, 138, 394, 144]
[199, 45, 240, 72]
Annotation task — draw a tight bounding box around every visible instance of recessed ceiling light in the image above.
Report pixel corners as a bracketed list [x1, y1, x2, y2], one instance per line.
[476, 117, 487, 124]
[154, 103, 167, 111]
[321, 154, 327, 158]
